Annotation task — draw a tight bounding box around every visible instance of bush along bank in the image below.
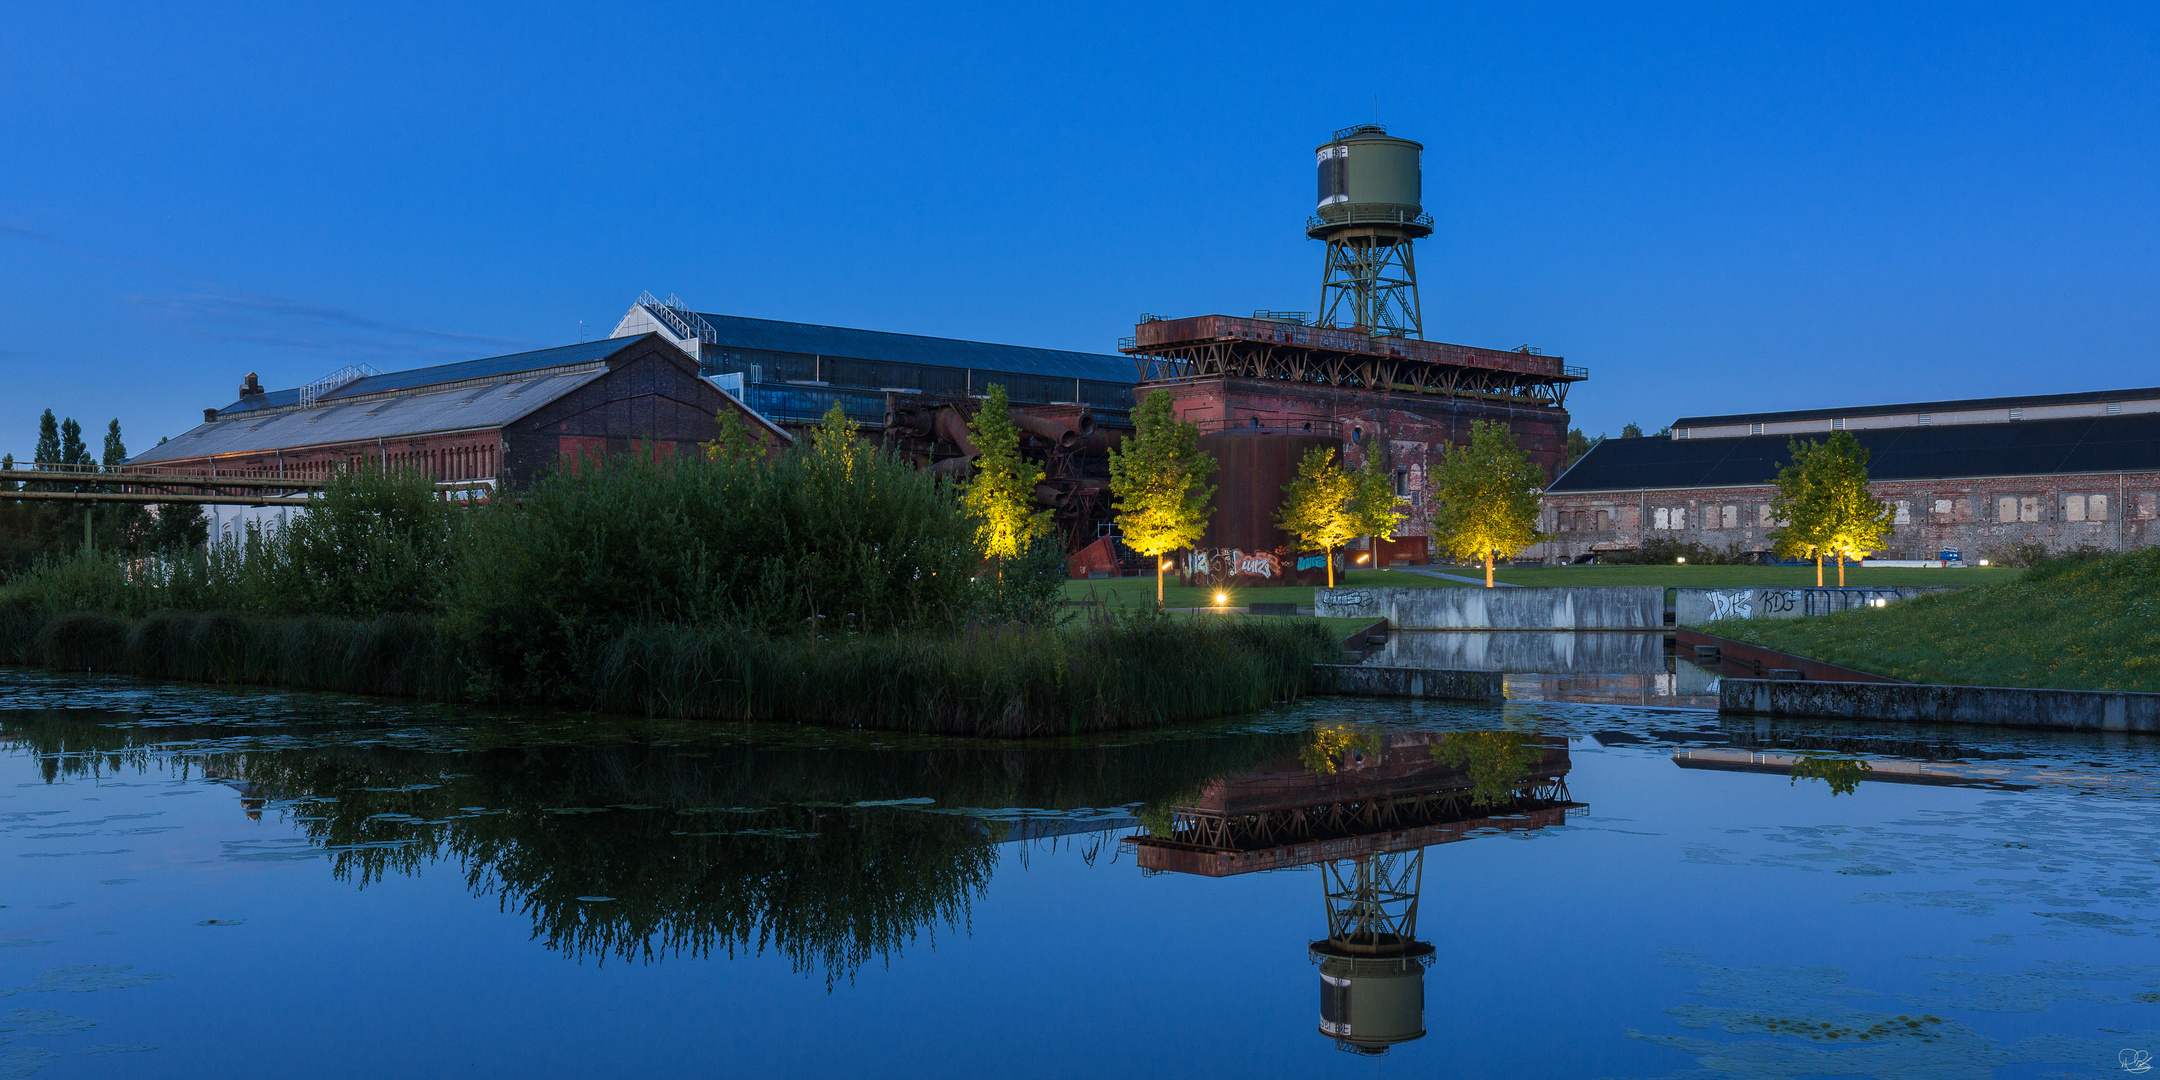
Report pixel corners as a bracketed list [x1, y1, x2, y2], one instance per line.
[1690, 545, 2160, 693]
[0, 603, 1337, 737]
[0, 409, 1338, 734]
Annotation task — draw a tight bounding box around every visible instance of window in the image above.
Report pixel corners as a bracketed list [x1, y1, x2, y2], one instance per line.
[1720, 505, 1738, 529]
[2108, 402, 2123, 415]
[1998, 496, 2018, 523]
[2090, 494, 2109, 521]
[1749, 422, 1763, 436]
[2009, 408, 2024, 420]
[1653, 508, 1670, 530]
[1918, 413, 1931, 425]
[2065, 494, 2086, 522]
[1758, 504, 1773, 527]
[1393, 469, 1408, 497]
[2021, 497, 2040, 523]
[1595, 509, 1609, 531]
[1675, 428, 1691, 440]
[1832, 417, 1846, 431]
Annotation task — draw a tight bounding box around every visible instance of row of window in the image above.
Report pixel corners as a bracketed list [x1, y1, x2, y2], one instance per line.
[1554, 491, 2160, 533]
[700, 348, 1135, 410]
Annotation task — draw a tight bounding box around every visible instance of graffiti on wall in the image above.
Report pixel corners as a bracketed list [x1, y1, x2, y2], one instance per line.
[1184, 547, 1333, 587]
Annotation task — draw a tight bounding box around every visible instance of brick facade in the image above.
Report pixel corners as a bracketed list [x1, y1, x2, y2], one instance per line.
[1538, 473, 2160, 562]
[1145, 376, 1571, 555]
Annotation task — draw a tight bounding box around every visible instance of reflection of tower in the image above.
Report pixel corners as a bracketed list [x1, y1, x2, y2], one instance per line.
[1312, 849, 1434, 1054]
[1126, 730, 1584, 1058]
[1309, 125, 1431, 337]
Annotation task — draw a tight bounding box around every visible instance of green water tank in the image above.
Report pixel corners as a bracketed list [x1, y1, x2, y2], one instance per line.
[1314, 950, 1431, 1053]
[1313, 125, 1425, 229]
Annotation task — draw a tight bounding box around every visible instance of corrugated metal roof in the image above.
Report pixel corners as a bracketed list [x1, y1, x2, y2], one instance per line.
[695, 312, 1136, 384]
[1550, 413, 2160, 493]
[1673, 385, 2160, 428]
[215, 338, 643, 415]
[128, 369, 608, 465]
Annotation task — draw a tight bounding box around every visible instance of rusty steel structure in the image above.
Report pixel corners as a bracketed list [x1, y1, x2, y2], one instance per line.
[1122, 313, 1587, 408]
[880, 395, 1130, 549]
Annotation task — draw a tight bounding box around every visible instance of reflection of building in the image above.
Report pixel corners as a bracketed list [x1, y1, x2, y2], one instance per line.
[1126, 730, 1584, 1055]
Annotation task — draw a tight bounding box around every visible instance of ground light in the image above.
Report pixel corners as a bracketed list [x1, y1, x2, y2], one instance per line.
[1979, 559, 1991, 566]
[1676, 557, 1686, 564]
[1356, 553, 1370, 564]
[1214, 591, 1229, 607]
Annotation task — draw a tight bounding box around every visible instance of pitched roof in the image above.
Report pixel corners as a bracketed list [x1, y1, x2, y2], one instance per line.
[215, 338, 641, 416]
[1549, 413, 2160, 493]
[695, 312, 1136, 384]
[1672, 385, 2160, 429]
[128, 368, 611, 465]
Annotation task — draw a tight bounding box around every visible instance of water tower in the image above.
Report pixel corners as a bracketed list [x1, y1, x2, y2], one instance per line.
[1307, 124, 1431, 337]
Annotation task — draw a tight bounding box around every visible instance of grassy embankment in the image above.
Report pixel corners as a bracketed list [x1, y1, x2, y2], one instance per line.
[1690, 548, 2160, 692]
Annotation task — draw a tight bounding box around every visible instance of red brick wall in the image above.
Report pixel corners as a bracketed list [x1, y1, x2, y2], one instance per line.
[1539, 473, 2160, 562]
[1145, 376, 1571, 542]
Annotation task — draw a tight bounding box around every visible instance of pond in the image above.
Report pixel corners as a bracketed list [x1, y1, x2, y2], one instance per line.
[0, 664, 2156, 1079]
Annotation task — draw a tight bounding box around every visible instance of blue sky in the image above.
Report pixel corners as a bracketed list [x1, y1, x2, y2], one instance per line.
[4, 2, 2157, 456]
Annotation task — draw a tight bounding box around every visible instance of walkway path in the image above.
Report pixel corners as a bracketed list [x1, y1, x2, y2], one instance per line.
[1394, 567, 1523, 587]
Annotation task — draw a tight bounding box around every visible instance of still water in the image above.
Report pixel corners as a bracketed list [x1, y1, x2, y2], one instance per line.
[0, 663, 2156, 1079]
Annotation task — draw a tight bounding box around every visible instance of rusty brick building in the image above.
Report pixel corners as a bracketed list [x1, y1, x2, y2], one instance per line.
[126, 334, 789, 492]
[1540, 386, 2160, 563]
[1125, 314, 1583, 577]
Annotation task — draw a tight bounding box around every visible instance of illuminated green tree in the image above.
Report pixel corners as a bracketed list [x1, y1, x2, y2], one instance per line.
[1106, 390, 1217, 606]
[1348, 457, 1407, 561]
[960, 384, 1051, 574]
[1273, 446, 1365, 588]
[1427, 420, 1547, 588]
[1770, 432, 1893, 587]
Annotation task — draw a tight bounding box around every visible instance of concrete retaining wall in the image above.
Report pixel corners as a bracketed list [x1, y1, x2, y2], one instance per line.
[1315, 586, 1664, 629]
[1365, 630, 1668, 675]
[1719, 678, 2160, 732]
[1675, 586, 1958, 623]
[1310, 664, 1503, 702]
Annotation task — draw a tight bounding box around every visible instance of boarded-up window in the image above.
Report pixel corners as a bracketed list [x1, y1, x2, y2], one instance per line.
[1893, 500, 1911, 525]
[2090, 494, 2108, 521]
[1998, 497, 2018, 523]
[1595, 509, 1609, 531]
[2021, 497, 2040, 523]
[2142, 493, 2158, 519]
[1654, 508, 1671, 530]
[1758, 504, 1773, 527]
[1721, 505, 1739, 529]
[1932, 499, 1952, 516]
[2064, 494, 2086, 522]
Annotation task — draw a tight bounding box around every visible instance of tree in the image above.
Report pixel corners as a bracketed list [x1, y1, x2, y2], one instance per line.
[1347, 457, 1408, 557]
[704, 408, 762, 464]
[960, 384, 1051, 574]
[0, 453, 13, 493]
[58, 417, 88, 468]
[1767, 438, 1830, 585]
[1562, 428, 1596, 469]
[1275, 446, 1359, 588]
[101, 419, 126, 469]
[1426, 419, 1548, 588]
[1106, 389, 1217, 606]
[810, 402, 861, 476]
[33, 410, 58, 471]
[1813, 432, 1895, 586]
[1620, 422, 1644, 439]
[1768, 432, 1894, 587]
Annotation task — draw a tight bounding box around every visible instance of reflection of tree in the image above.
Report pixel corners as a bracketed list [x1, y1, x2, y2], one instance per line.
[1299, 723, 1384, 776]
[3, 713, 1302, 982]
[1431, 731, 1546, 806]
[1789, 755, 1873, 796]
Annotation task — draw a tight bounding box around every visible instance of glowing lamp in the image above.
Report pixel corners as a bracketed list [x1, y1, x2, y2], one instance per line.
[1676, 557, 1686, 564]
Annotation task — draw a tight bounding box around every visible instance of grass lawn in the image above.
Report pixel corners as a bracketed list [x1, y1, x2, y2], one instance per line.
[1060, 564, 2023, 610]
[1690, 548, 2160, 691]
